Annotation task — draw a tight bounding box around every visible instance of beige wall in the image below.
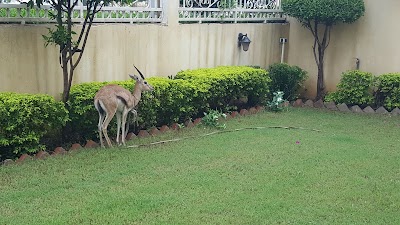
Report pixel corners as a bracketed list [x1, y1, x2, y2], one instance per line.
[6, 0, 395, 100]
[286, 0, 400, 99]
[0, 21, 288, 98]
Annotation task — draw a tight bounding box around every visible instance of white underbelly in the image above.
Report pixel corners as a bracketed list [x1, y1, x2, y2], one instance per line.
[116, 98, 126, 112]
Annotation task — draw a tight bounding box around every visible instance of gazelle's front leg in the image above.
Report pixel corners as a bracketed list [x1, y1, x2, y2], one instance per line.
[121, 109, 130, 146]
[125, 109, 137, 138]
[102, 109, 116, 148]
[116, 112, 122, 145]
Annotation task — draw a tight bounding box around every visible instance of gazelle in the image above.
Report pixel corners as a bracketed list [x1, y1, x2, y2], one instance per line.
[94, 66, 154, 148]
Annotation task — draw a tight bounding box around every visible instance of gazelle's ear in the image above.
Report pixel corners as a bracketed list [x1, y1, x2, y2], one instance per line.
[129, 74, 140, 81]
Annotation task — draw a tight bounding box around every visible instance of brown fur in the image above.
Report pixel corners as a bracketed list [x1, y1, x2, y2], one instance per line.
[94, 72, 153, 148]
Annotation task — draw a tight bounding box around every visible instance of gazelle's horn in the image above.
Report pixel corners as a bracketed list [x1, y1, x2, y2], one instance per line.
[134, 65, 145, 80]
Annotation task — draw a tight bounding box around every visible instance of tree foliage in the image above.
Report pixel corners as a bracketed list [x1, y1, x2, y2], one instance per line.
[282, 0, 365, 25]
[29, 0, 130, 102]
[282, 0, 365, 100]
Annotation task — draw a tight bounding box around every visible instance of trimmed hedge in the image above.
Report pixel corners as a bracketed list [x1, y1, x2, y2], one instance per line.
[65, 81, 112, 143]
[375, 73, 400, 110]
[325, 70, 374, 106]
[66, 78, 202, 142]
[175, 66, 271, 110]
[325, 71, 400, 110]
[66, 66, 271, 143]
[0, 93, 68, 160]
[138, 78, 202, 127]
[267, 63, 308, 101]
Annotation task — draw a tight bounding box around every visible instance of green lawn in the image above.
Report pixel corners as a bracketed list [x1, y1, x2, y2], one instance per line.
[1, 108, 399, 224]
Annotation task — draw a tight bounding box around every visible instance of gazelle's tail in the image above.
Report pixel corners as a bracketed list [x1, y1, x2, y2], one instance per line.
[94, 99, 105, 114]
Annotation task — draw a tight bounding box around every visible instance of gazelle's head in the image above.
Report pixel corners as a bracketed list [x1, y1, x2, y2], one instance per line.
[129, 66, 154, 92]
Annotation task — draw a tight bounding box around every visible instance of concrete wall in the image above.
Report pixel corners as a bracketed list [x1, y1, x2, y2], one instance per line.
[286, 0, 400, 99]
[5, 0, 394, 100]
[0, 1, 288, 98]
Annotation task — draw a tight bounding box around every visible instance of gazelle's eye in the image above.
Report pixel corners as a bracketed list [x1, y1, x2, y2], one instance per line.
[144, 81, 147, 84]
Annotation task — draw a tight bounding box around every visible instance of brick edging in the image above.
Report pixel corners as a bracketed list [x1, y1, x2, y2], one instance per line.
[292, 99, 400, 116]
[1, 106, 263, 166]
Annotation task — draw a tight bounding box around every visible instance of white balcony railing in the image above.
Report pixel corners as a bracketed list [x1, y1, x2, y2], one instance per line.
[0, 0, 285, 24]
[0, 0, 163, 24]
[178, 0, 285, 23]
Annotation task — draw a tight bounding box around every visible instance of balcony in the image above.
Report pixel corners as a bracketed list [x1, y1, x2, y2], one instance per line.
[0, 0, 285, 24]
[179, 0, 285, 23]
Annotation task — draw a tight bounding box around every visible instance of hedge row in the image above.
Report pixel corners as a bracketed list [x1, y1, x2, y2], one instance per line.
[0, 93, 68, 160]
[175, 66, 271, 109]
[66, 66, 271, 143]
[325, 71, 400, 110]
[65, 78, 200, 142]
[0, 66, 271, 159]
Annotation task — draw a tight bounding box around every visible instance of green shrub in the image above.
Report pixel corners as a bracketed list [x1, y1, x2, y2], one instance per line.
[375, 73, 400, 110]
[66, 77, 202, 143]
[66, 81, 110, 143]
[267, 63, 308, 101]
[176, 66, 271, 110]
[66, 79, 151, 143]
[67, 66, 270, 143]
[267, 91, 285, 112]
[201, 110, 227, 129]
[325, 70, 374, 106]
[138, 77, 203, 128]
[0, 93, 68, 160]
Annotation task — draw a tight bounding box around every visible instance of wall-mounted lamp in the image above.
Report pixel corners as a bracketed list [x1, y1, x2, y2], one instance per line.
[238, 33, 251, 51]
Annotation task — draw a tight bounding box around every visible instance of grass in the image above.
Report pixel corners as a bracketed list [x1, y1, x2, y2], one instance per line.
[1, 108, 400, 224]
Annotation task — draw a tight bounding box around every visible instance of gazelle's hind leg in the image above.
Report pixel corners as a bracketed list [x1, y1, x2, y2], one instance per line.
[101, 107, 117, 148]
[97, 111, 106, 148]
[95, 99, 106, 148]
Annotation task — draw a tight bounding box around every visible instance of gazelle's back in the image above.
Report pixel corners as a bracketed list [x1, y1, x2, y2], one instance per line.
[95, 84, 128, 99]
[94, 84, 135, 110]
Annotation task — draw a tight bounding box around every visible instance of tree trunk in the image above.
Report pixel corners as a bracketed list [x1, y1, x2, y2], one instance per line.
[316, 45, 325, 100]
[310, 23, 330, 101]
[61, 51, 69, 103]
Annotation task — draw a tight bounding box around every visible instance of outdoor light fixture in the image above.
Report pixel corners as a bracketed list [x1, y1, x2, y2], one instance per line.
[238, 33, 251, 51]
